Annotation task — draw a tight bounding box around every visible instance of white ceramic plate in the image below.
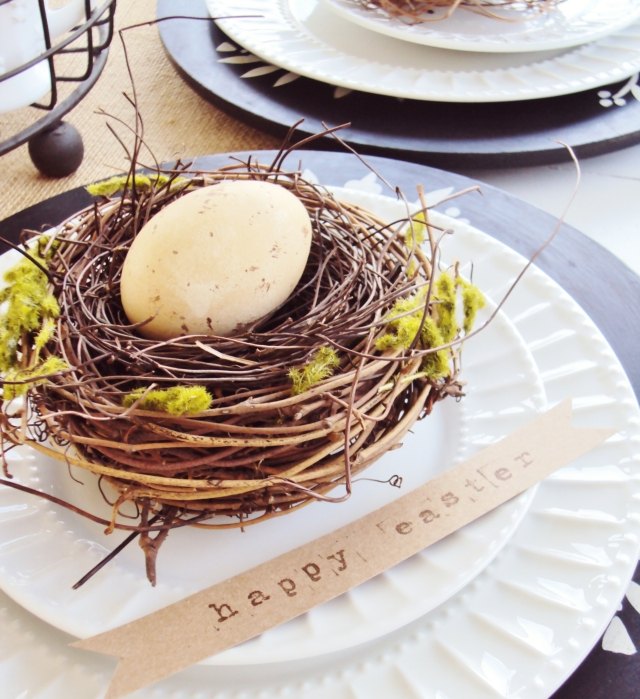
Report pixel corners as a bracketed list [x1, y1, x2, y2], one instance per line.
[0, 185, 637, 698]
[0, 203, 544, 664]
[207, 0, 640, 102]
[322, 0, 640, 53]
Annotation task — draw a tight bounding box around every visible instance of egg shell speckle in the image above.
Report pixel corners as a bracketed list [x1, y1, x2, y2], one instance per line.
[120, 180, 313, 339]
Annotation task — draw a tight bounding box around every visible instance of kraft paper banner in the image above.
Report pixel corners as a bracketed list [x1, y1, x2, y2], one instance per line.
[73, 400, 615, 698]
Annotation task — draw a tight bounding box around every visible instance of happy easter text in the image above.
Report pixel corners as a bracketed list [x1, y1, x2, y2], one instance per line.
[206, 450, 534, 628]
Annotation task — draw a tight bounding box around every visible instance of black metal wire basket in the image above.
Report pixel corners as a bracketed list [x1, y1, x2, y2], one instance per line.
[0, 0, 116, 175]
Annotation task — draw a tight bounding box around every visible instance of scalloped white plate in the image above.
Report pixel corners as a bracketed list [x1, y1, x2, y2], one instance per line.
[0, 201, 544, 664]
[322, 0, 640, 53]
[207, 0, 640, 102]
[0, 185, 638, 697]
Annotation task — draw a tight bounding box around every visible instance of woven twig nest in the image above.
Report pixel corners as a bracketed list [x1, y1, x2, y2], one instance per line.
[0, 156, 483, 583]
[352, 0, 561, 22]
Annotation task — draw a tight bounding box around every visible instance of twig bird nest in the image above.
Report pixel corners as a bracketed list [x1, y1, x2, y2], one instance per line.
[352, 0, 561, 22]
[0, 156, 485, 583]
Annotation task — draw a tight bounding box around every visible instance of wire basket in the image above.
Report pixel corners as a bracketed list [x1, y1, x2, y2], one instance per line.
[0, 0, 116, 173]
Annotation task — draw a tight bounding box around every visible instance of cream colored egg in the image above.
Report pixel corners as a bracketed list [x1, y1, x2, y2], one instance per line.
[120, 180, 313, 339]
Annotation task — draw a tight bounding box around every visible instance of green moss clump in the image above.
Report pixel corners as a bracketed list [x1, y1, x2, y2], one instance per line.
[85, 173, 189, 198]
[288, 347, 340, 395]
[433, 272, 457, 343]
[373, 269, 486, 380]
[419, 317, 450, 380]
[3, 356, 68, 400]
[0, 241, 59, 371]
[460, 278, 486, 334]
[0, 238, 68, 400]
[374, 288, 427, 352]
[403, 210, 427, 249]
[122, 385, 213, 416]
[375, 313, 424, 352]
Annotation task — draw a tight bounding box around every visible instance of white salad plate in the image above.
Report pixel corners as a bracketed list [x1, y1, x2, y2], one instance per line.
[0, 182, 638, 698]
[322, 0, 640, 53]
[0, 203, 544, 665]
[206, 0, 640, 102]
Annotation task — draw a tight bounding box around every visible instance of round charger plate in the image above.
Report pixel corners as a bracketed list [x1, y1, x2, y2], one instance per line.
[157, 0, 640, 168]
[322, 0, 640, 53]
[206, 0, 640, 102]
[0, 153, 638, 698]
[0, 204, 543, 664]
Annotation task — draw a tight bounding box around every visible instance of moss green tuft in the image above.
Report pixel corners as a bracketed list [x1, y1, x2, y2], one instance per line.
[373, 270, 485, 380]
[122, 385, 213, 416]
[3, 356, 68, 400]
[403, 210, 427, 249]
[0, 238, 60, 374]
[85, 173, 190, 198]
[460, 278, 486, 334]
[288, 347, 340, 395]
[374, 287, 431, 353]
[433, 271, 457, 343]
[419, 317, 451, 379]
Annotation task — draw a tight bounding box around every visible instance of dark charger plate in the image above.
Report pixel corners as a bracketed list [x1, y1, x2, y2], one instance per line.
[156, 0, 640, 169]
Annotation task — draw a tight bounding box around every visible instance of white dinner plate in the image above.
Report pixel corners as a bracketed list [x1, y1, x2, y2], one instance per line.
[207, 0, 640, 102]
[322, 0, 640, 53]
[0, 202, 543, 664]
[0, 179, 638, 699]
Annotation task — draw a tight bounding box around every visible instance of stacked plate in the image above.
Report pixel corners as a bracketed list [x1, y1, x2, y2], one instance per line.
[159, 0, 640, 165]
[207, 0, 640, 102]
[2, 6, 640, 695]
[2, 167, 640, 698]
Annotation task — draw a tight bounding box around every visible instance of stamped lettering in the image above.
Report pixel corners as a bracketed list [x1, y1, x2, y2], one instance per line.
[208, 601, 239, 629]
[277, 578, 297, 597]
[302, 562, 321, 582]
[247, 590, 270, 607]
[326, 549, 347, 573]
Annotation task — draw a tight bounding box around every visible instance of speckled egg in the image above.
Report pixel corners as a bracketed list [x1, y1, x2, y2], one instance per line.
[120, 180, 313, 339]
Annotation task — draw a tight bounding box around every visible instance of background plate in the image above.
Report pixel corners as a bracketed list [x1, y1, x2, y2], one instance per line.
[206, 0, 640, 102]
[157, 0, 640, 168]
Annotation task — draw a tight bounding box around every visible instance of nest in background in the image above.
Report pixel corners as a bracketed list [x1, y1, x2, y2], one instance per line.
[0, 157, 481, 584]
[352, 0, 562, 22]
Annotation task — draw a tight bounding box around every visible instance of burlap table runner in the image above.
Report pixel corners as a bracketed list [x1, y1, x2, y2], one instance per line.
[0, 0, 279, 221]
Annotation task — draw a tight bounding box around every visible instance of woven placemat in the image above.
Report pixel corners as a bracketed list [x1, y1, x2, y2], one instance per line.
[0, 0, 279, 220]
